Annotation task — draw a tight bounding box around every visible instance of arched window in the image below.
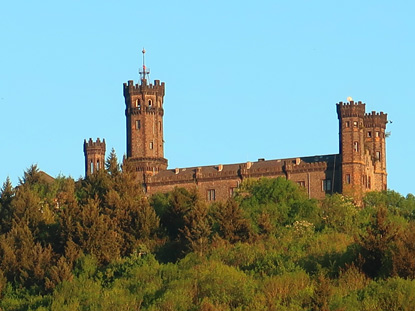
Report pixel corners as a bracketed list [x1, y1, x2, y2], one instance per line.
[148, 99, 152, 107]
[96, 160, 100, 171]
[90, 160, 94, 174]
[353, 141, 359, 152]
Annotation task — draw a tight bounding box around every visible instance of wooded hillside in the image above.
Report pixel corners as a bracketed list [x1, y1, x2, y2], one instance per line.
[1, 153, 415, 310]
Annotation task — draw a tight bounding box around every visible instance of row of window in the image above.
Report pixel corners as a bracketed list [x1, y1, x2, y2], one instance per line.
[135, 99, 154, 108]
[206, 187, 238, 201]
[135, 120, 162, 131]
[367, 131, 382, 138]
[345, 122, 385, 139]
[345, 174, 372, 189]
[345, 121, 361, 128]
[89, 160, 101, 174]
[286, 179, 333, 192]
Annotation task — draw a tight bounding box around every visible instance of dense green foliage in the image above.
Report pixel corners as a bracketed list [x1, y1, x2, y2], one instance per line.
[1, 161, 415, 310]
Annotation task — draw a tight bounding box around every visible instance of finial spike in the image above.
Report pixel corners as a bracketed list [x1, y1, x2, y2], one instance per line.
[139, 47, 150, 81]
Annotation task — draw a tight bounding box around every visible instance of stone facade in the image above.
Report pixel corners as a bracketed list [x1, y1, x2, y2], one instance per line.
[84, 64, 388, 202]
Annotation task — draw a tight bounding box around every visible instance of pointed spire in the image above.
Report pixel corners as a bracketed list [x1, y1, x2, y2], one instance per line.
[139, 47, 150, 82]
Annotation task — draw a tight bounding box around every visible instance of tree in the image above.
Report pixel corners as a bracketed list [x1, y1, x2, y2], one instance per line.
[181, 200, 211, 256]
[212, 199, 253, 243]
[356, 207, 399, 278]
[0, 177, 14, 234]
[105, 148, 121, 177]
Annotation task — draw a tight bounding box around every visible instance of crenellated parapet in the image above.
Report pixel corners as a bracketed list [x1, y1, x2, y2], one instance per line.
[83, 138, 106, 155]
[337, 101, 366, 118]
[123, 79, 165, 98]
[364, 111, 388, 128]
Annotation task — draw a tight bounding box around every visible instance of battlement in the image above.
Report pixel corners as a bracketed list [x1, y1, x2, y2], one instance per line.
[123, 79, 165, 97]
[83, 138, 106, 154]
[337, 101, 366, 118]
[364, 111, 388, 128]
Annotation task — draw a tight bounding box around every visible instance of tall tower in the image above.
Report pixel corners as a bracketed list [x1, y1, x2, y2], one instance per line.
[364, 111, 387, 190]
[123, 49, 167, 181]
[84, 138, 106, 177]
[337, 100, 366, 198]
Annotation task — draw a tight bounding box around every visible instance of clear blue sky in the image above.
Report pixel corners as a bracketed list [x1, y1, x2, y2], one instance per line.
[0, 1, 413, 196]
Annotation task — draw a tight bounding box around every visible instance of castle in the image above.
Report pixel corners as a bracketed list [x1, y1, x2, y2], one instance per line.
[84, 51, 388, 201]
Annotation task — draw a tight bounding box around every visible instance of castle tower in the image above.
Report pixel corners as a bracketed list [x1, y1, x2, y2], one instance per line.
[123, 49, 167, 181]
[364, 111, 387, 190]
[84, 138, 106, 177]
[337, 100, 366, 198]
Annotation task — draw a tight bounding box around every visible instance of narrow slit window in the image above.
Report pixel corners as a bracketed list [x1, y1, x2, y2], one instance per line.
[346, 174, 351, 184]
[207, 189, 216, 201]
[150, 142, 153, 150]
[136, 120, 140, 130]
[353, 141, 359, 152]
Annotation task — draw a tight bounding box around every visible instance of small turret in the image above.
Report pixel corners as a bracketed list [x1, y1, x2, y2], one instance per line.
[84, 138, 106, 177]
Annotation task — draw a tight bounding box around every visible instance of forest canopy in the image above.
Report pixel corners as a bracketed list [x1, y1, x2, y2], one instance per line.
[1, 159, 415, 311]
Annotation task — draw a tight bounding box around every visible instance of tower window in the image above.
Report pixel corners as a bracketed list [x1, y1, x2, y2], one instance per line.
[136, 120, 140, 130]
[148, 99, 152, 107]
[345, 121, 350, 128]
[96, 160, 100, 171]
[150, 142, 153, 150]
[346, 174, 351, 184]
[90, 161, 94, 174]
[367, 131, 372, 138]
[207, 189, 216, 201]
[376, 131, 380, 138]
[322, 179, 332, 192]
[159, 121, 162, 131]
[297, 181, 305, 187]
[353, 141, 359, 152]
[135, 99, 141, 109]
[353, 121, 358, 127]
[376, 151, 381, 161]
